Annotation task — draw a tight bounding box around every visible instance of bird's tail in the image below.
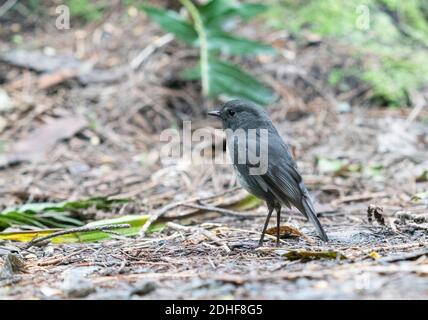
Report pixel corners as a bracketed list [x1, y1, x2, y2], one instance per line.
[301, 196, 329, 242]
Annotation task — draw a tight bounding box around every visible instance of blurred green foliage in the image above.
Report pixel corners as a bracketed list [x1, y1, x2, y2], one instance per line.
[268, 0, 428, 106]
[27, 0, 42, 11]
[142, 0, 275, 105]
[0, 197, 129, 231]
[64, 0, 105, 22]
[11, 0, 427, 107]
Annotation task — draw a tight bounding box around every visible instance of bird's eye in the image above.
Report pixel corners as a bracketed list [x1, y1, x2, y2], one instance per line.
[228, 110, 236, 117]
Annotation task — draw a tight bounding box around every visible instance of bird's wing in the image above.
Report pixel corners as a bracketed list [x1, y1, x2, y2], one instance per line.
[248, 131, 328, 241]
[262, 162, 328, 241]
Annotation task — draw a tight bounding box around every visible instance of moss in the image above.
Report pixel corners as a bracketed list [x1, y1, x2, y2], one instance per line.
[268, 0, 428, 106]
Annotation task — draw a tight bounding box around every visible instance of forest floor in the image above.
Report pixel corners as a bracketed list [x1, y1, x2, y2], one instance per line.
[1, 3, 428, 299]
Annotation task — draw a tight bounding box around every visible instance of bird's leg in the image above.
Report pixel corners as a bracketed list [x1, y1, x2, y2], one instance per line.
[258, 203, 274, 247]
[275, 204, 281, 247]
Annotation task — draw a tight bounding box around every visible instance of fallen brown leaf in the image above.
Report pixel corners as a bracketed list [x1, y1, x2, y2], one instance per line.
[38, 68, 79, 89]
[0, 116, 87, 168]
[266, 225, 303, 238]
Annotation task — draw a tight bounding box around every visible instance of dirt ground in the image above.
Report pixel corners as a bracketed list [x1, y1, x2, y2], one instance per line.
[1, 3, 428, 299]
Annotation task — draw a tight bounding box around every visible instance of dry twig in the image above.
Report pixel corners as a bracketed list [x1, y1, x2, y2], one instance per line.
[24, 224, 130, 249]
[181, 203, 256, 218]
[139, 188, 241, 236]
[130, 33, 174, 70]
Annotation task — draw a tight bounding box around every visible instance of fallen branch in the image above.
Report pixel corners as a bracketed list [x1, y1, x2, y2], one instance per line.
[379, 248, 428, 263]
[24, 224, 130, 249]
[139, 187, 241, 236]
[181, 203, 256, 218]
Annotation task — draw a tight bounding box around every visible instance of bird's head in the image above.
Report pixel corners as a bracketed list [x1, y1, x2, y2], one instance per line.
[208, 99, 271, 131]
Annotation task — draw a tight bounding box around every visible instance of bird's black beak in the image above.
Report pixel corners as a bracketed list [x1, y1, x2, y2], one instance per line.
[208, 110, 221, 118]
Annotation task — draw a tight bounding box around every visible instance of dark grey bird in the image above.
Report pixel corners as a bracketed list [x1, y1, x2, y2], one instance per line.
[208, 99, 328, 246]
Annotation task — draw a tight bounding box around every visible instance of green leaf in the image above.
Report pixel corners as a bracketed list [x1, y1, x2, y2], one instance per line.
[210, 59, 274, 105]
[316, 157, 384, 180]
[316, 157, 346, 173]
[238, 3, 269, 20]
[208, 31, 275, 56]
[0, 197, 130, 231]
[182, 58, 274, 105]
[199, 0, 268, 27]
[0, 212, 46, 229]
[0, 229, 59, 242]
[38, 212, 84, 227]
[0, 215, 164, 244]
[143, 1, 273, 104]
[65, 0, 104, 22]
[228, 194, 263, 211]
[198, 0, 232, 20]
[316, 157, 361, 176]
[140, 5, 197, 44]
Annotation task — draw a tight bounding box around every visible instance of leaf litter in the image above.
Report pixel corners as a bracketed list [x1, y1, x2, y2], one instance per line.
[0, 3, 427, 300]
